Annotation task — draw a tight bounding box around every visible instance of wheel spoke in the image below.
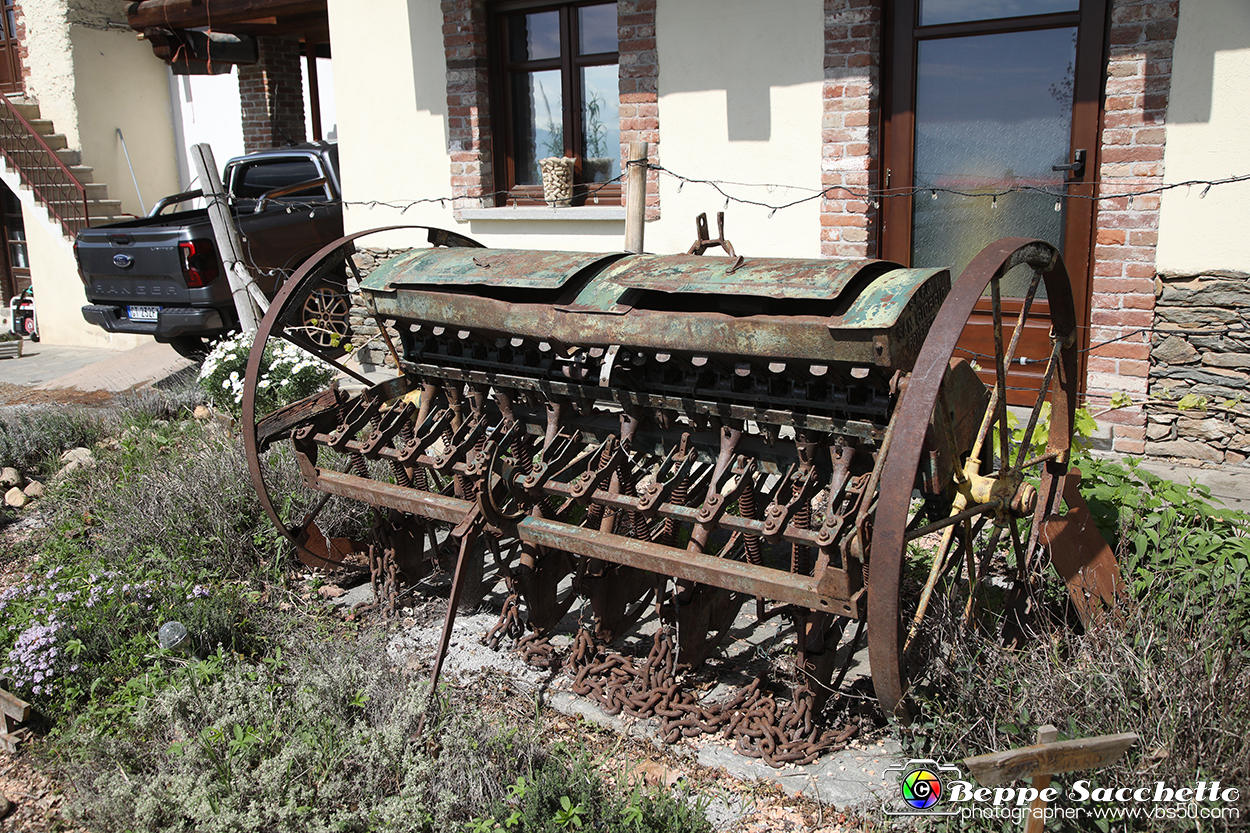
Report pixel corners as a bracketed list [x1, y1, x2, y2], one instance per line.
[904, 514, 962, 653]
[961, 524, 1006, 628]
[1012, 337, 1064, 474]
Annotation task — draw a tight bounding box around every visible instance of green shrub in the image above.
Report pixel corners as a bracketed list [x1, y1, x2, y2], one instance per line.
[0, 554, 254, 724]
[1077, 454, 1250, 640]
[0, 404, 105, 474]
[61, 637, 539, 833]
[903, 453, 1250, 831]
[472, 755, 712, 833]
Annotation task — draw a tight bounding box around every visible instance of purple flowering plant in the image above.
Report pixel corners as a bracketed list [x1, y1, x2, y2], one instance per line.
[0, 562, 219, 715]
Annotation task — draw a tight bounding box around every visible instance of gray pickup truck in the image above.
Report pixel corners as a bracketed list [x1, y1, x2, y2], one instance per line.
[77, 143, 343, 358]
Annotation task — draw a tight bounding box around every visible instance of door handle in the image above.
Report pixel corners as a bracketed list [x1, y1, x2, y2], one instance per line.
[1053, 149, 1086, 178]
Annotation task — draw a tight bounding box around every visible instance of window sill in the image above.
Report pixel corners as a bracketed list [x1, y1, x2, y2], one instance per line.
[457, 206, 627, 222]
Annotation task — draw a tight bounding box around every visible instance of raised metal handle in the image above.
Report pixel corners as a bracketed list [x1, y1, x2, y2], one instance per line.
[1052, 148, 1086, 178]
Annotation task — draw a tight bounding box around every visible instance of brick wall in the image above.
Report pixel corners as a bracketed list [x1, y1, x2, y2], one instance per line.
[618, 0, 659, 219]
[238, 36, 306, 154]
[1085, 0, 1178, 454]
[12, 2, 28, 91]
[819, 0, 881, 260]
[443, 0, 492, 210]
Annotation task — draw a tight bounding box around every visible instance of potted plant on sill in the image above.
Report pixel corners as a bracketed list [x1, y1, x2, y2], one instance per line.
[0, 332, 22, 360]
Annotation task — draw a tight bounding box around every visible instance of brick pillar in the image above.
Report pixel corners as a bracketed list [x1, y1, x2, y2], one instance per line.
[619, 0, 659, 219]
[238, 37, 306, 154]
[1086, 0, 1178, 454]
[820, 0, 882, 260]
[443, 0, 493, 209]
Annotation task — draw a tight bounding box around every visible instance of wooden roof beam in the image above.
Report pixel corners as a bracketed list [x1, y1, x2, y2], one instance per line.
[127, 0, 327, 32]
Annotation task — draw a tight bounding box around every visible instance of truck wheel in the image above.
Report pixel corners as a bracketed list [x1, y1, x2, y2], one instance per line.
[169, 335, 214, 361]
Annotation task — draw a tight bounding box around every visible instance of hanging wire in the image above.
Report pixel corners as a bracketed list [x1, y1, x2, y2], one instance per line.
[203, 163, 1250, 218]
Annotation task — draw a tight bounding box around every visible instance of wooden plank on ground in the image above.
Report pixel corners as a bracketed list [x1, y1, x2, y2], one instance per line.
[0, 688, 30, 723]
[964, 732, 1139, 787]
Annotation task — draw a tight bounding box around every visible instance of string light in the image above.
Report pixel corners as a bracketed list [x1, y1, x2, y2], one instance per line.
[246, 164, 1250, 219]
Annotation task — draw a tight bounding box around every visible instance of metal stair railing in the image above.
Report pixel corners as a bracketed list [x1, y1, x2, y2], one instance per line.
[0, 96, 90, 238]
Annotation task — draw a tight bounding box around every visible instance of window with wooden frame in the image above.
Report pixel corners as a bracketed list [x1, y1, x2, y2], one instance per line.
[490, 0, 621, 205]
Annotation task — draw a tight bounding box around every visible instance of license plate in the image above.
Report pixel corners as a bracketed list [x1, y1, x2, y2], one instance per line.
[128, 305, 160, 322]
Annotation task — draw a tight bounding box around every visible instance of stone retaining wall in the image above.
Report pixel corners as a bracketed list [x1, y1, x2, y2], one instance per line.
[348, 248, 413, 372]
[1148, 271, 1250, 465]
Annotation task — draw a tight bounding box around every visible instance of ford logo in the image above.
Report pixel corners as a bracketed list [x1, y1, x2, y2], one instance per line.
[113, 253, 134, 269]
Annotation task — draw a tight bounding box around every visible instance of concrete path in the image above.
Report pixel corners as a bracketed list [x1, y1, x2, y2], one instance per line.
[0, 340, 193, 392]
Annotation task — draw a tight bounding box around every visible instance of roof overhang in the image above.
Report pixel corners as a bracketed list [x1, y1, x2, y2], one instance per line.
[128, 0, 329, 72]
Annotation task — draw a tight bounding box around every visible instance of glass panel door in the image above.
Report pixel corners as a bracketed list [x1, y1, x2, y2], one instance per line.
[883, 0, 1107, 401]
[911, 27, 1076, 296]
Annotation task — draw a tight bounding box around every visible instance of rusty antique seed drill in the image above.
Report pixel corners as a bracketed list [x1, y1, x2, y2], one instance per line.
[243, 227, 1123, 765]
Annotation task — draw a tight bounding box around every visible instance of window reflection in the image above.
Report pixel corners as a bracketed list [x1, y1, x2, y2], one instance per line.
[919, 0, 1078, 26]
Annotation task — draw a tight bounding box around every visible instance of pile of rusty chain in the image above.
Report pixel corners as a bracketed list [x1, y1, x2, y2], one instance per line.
[368, 543, 400, 617]
[535, 626, 862, 767]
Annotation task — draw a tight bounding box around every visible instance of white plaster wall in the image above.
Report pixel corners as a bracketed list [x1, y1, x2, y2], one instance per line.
[20, 0, 78, 147]
[169, 70, 246, 193]
[651, 0, 824, 258]
[17, 201, 143, 349]
[327, 0, 461, 250]
[301, 56, 338, 142]
[1156, 0, 1250, 274]
[328, 0, 822, 255]
[71, 25, 181, 216]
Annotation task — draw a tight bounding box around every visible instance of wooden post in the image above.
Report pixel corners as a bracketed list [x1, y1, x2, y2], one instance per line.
[190, 143, 265, 332]
[624, 141, 648, 253]
[1023, 725, 1059, 833]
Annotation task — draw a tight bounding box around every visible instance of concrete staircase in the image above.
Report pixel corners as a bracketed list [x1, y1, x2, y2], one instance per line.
[3, 96, 126, 232]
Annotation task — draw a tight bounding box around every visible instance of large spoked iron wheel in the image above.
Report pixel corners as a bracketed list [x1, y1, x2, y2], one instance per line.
[867, 238, 1081, 721]
[242, 226, 484, 571]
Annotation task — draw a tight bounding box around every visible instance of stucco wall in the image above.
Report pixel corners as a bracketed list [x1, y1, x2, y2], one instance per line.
[18, 201, 143, 349]
[169, 70, 246, 192]
[71, 25, 181, 217]
[650, 0, 823, 258]
[328, 0, 822, 256]
[20, 0, 78, 148]
[1156, 0, 1250, 275]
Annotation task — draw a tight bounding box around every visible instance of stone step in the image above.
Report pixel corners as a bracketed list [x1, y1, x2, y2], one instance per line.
[86, 216, 129, 228]
[5, 144, 79, 167]
[26, 118, 54, 135]
[38, 132, 67, 151]
[4, 97, 41, 121]
[18, 162, 94, 184]
[86, 199, 122, 217]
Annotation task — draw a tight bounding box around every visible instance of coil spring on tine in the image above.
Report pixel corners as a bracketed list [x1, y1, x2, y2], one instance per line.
[336, 396, 370, 479]
[791, 499, 812, 576]
[392, 417, 415, 488]
[738, 480, 763, 566]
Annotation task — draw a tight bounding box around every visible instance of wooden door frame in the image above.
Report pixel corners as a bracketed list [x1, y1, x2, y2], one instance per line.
[880, 0, 1111, 393]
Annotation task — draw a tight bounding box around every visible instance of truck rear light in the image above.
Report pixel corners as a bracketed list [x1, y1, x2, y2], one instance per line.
[179, 239, 220, 288]
[73, 239, 88, 285]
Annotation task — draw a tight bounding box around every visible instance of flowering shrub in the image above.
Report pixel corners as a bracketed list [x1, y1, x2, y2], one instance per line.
[197, 332, 335, 417]
[0, 562, 246, 719]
